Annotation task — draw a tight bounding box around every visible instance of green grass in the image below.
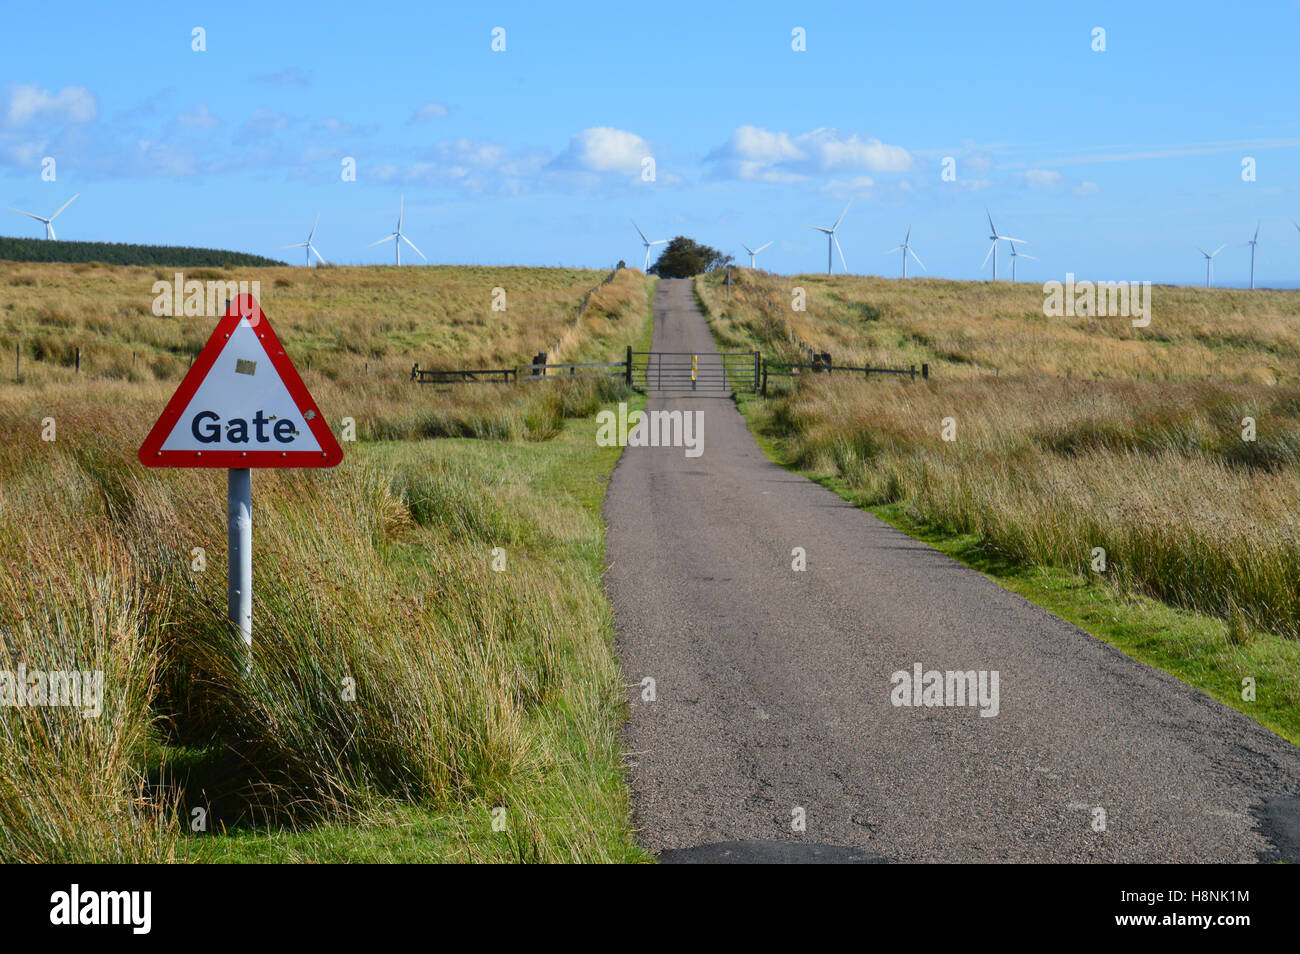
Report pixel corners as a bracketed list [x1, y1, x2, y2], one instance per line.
[179, 412, 651, 862]
[735, 389, 1300, 746]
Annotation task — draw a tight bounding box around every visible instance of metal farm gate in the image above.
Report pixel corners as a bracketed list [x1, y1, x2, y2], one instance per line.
[629, 351, 760, 393]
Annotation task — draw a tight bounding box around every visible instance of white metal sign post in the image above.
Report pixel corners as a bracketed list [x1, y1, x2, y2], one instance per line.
[228, 468, 253, 661]
[139, 296, 343, 664]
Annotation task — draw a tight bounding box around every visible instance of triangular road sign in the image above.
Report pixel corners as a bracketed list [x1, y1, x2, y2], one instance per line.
[139, 295, 343, 468]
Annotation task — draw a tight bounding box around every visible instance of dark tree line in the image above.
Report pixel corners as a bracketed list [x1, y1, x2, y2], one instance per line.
[0, 236, 284, 268]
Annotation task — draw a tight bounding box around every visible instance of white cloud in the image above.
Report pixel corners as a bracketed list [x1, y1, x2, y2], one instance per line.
[707, 125, 911, 181]
[5, 84, 97, 127]
[1074, 180, 1100, 196]
[721, 125, 802, 163]
[800, 128, 911, 173]
[411, 103, 449, 122]
[552, 127, 650, 175]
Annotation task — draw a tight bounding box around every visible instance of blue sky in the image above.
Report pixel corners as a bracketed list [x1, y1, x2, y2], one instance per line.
[3, 1, 1299, 285]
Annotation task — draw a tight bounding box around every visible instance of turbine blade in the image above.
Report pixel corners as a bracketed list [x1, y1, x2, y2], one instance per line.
[7, 207, 45, 222]
[50, 193, 79, 220]
[986, 207, 997, 236]
[401, 234, 427, 260]
[651, 239, 667, 246]
[1018, 253, 1037, 261]
[1212, 244, 1225, 257]
[398, 195, 404, 230]
[999, 236, 1027, 245]
[833, 200, 852, 230]
[368, 234, 398, 247]
[310, 245, 327, 265]
[740, 242, 753, 254]
[905, 223, 912, 244]
[981, 241, 996, 269]
[835, 235, 847, 272]
[908, 247, 927, 271]
[885, 246, 903, 254]
[755, 241, 772, 253]
[632, 221, 649, 243]
[281, 242, 309, 249]
[309, 213, 320, 241]
[805, 225, 831, 233]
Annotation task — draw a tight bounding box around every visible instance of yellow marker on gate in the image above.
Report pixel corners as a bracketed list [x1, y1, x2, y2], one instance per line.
[692, 354, 697, 391]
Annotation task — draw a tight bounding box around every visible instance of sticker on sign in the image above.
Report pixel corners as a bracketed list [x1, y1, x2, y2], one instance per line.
[138, 295, 343, 468]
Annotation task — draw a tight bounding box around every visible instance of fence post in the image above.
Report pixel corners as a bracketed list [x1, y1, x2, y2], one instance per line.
[410, 363, 419, 382]
[922, 363, 929, 380]
[909, 364, 916, 380]
[753, 351, 760, 393]
[75, 347, 80, 373]
[626, 345, 632, 386]
[14, 343, 18, 379]
[864, 362, 870, 379]
[761, 363, 768, 397]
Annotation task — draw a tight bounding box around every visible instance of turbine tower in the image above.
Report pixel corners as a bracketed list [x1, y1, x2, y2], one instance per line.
[282, 213, 327, 267]
[885, 224, 925, 278]
[1242, 222, 1260, 290]
[633, 222, 667, 272]
[7, 193, 79, 240]
[368, 195, 426, 266]
[1008, 241, 1036, 282]
[805, 201, 851, 275]
[740, 241, 772, 269]
[1199, 245, 1225, 288]
[981, 208, 1026, 281]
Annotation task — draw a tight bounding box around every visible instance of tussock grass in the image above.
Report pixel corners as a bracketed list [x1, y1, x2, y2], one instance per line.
[0, 263, 653, 862]
[767, 374, 1300, 640]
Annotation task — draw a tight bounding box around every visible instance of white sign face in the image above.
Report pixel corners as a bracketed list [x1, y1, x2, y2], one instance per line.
[159, 318, 323, 454]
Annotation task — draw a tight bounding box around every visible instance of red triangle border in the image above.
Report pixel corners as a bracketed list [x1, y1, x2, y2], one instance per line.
[138, 295, 344, 468]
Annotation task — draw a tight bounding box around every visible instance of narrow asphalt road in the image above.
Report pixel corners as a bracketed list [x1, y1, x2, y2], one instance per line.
[602, 277, 1300, 863]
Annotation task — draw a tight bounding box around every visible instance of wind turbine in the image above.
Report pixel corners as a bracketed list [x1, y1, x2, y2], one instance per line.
[1242, 222, 1260, 290]
[633, 222, 667, 272]
[1198, 244, 1225, 288]
[368, 195, 426, 266]
[281, 213, 327, 266]
[981, 208, 1026, 281]
[740, 241, 772, 269]
[1008, 241, 1036, 282]
[805, 201, 851, 275]
[885, 224, 925, 278]
[7, 193, 79, 240]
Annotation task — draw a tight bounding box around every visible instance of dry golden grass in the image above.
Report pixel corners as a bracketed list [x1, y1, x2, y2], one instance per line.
[696, 268, 1300, 645]
[0, 262, 654, 862]
[699, 268, 1300, 384]
[0, 262, 633, 385]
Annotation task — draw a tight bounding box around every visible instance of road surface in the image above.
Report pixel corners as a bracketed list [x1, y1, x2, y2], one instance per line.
[602, 277, 1300, 863]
